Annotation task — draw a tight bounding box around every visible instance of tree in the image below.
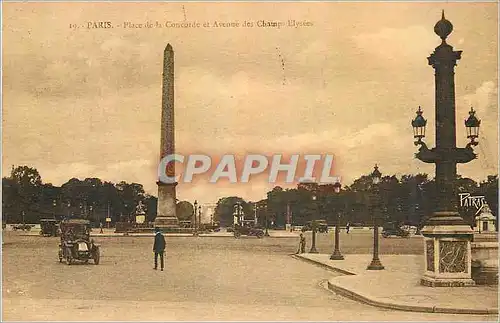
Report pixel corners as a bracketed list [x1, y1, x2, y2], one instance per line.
[267, 186, 286, 227]
[214, 196, 248, 227]
[456, 175, 479, 226]
[176, 201, 194, 221]
[11, 166, 43, 223]
[398, 174, 430, 226]
[2, 177, 20, 222]
[144, 194, 158, 223]
[116, 181, 146, 217]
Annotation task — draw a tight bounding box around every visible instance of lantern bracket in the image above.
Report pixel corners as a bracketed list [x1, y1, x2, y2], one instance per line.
[414, 141, 437, 163]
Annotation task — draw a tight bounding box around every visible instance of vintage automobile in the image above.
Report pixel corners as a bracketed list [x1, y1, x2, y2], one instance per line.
[58, 219, 100, 265]
[12, 223, 33, 231]
[40, 219, 59, 237]
[301, 220, 329, 233]
[233, 224, 264, 238]
[381, 222, 410, 238]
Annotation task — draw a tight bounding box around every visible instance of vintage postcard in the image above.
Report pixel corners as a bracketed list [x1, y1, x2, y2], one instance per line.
[2, 1, 498, 321]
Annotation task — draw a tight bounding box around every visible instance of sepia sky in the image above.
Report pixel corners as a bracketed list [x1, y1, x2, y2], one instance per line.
[2, 2, 498, 204]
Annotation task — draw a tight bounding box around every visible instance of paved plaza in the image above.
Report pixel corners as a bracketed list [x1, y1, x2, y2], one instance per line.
[2, 231, 498, 321]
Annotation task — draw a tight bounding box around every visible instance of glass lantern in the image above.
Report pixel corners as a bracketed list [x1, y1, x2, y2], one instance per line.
[465, 107, 480, 143]
[411, 106, 427, 142]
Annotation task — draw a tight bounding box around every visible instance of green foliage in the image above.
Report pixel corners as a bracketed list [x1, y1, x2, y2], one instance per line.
[214, 196, 250, 227]
[2, 165, 156, 224]
[2, 164, 497, 229]
[176, 201, 194, 221]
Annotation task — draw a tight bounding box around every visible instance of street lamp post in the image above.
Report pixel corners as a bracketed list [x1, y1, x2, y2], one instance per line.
[66, 201, 71, 219]
[198, 205, 202, 228]
[254, 203, 258, 226]
[412, 12, 479, 286]
[367, 165, 384, 270]
[330, 181, 344, 260]
[264, 204, 270, 236]
[193, 200, 198, 235]
[309, 195, 319, 254]
[52, 200, 57, 219]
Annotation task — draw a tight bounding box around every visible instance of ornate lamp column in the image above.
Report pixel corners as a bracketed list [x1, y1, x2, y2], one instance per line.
[193, 200, 198, 236]
[367, 165, 384, 270]
[309, 195, 319, 254]
[198, 205, 202, 228]
[330, 181, 344, 260]
[412, 12, 480, 287]
[264, 204, 270, 237]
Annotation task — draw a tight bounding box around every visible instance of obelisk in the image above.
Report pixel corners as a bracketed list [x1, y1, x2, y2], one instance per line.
[154, 44, 179, 228]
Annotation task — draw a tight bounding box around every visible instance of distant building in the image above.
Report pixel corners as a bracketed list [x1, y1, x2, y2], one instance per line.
[475, 203, 496, 233]
[202, 203, 217, 224]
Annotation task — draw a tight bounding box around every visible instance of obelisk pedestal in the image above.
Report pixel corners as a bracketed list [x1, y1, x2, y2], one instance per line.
[155, 181, 178, 228]
[154, 43, 179, 229]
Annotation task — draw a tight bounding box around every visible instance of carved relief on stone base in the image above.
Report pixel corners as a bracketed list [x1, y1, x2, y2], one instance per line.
[439, 241, 468, 273]
[426, 240, 435, 272]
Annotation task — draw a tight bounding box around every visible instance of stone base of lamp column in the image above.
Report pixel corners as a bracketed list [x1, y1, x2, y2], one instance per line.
[330, 252, 344, 260]
[421, 211, 475, 287]
[154, 182, 179, 228]
[471, 241, 498, 285]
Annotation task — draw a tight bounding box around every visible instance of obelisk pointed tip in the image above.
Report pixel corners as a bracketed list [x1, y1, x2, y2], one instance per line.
[165, 44, 173, 52]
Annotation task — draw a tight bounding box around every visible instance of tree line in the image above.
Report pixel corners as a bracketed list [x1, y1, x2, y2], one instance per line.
[2, 166, 158, 224]
[212, 173, 498, 229]
[2, 165, 498, 229]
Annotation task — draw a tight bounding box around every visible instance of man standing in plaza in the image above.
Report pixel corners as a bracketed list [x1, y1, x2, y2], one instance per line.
[296, 233, 306, 254]
[153, 227, 166, 271]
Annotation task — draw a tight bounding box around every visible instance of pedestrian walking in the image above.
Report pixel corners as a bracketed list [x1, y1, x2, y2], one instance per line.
[296, 233, 306, 254]
[346, 222, 350, 234]
[99, 222, 103, 234]
[153, 227, 166, 271]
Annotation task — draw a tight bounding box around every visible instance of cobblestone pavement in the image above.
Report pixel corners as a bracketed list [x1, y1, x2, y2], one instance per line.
[2, 232, 495, 321]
